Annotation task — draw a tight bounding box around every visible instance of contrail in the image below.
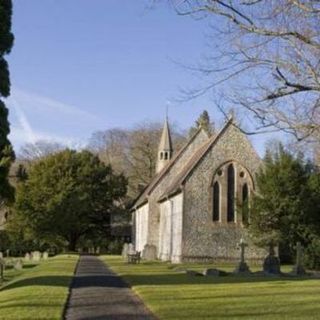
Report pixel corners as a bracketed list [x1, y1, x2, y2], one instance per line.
[10, 97, 43, 157]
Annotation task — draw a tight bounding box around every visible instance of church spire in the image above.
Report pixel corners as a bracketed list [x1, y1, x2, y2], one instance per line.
[156, 117, 173, 173]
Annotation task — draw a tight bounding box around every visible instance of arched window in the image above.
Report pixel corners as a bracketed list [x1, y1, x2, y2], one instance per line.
[227, 164, 235, 222]
[213, 181, 220, 221]
[164, 152, 168, 160]
[242, 183, 249, 225]
[160, 152, 163, 160]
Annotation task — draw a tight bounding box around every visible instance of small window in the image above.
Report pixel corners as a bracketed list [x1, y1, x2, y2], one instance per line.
[160, 152, 163, 160]
[213, 181, 220, 221]
[164, 152, 168, 160]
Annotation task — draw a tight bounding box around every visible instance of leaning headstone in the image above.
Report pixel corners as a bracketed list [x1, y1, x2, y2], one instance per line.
[122, 243, 129, 259]
[142, 244, 157, 260]
[24, 253, 31, 261]
[234, 238, 251, 273]
[291, 242, 306, 275]
[14, 259, 23, 271]
[263, 244, 281, 274]
[42, 251, 49, 260]
[32, 251, 41, 262]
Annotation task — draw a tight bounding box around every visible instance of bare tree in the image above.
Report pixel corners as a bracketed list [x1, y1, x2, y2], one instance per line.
[18, 140, 65, 161]
[88, 121, 186, 200]
[164, 0, 320, 141]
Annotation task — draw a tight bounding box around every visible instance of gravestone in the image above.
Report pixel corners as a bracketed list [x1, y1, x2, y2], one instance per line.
[14, 259, 23, 271]
[234, 238, 251, 273]
[24, 253, 31, 261]
[42, 251, 49, 260]
[291, 242, 306, 275]
[0, 252, 3, 259]
[263, 244, 281, 274]
[142, 244, 157, 260]
[32, 251, 41, 262]
[122, 243, 129, 259]
[128, 243, 135, 254]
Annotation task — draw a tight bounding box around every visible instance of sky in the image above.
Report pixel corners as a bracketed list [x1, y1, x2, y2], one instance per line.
[5, 0, 278, 155]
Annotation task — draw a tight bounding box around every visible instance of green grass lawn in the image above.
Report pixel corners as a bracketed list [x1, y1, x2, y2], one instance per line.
[0, 254, 78, 320]
[103, 255, 320, 320]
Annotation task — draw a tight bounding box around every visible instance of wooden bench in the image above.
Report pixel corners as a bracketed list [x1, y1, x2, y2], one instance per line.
[127, 251, 141, 264]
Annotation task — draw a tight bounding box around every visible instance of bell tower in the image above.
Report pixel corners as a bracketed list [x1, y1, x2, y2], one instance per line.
[156, 117, 173, 173]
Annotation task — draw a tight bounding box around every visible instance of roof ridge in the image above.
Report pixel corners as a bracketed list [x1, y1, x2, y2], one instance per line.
[131, 127, 210, 209]
[158, 118, 233, 201]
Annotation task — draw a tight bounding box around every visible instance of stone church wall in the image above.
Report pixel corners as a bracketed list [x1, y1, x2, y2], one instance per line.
[146, 130, 209, 249]
[181, 123, 267, 262]
[135, 203, 149, 252]
[158, 193, 183, 262]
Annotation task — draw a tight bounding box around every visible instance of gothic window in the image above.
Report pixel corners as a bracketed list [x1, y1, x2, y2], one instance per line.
[164, 152, 168, 160]
[160, 152, 163, 160]
[213, 181, 220, 221]
[227, 164, 235, 222]
[242, 183, 249, 225]
[211, 162, 253, 224]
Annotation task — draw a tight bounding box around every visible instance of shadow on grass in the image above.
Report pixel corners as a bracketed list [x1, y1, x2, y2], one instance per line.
[1, 274, 128, 291]
[23, 264, 38, 269]
[123, 273, 320, 286]
[1, 276, 73, 291]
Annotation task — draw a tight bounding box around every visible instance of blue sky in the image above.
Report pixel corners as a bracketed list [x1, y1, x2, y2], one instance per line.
[6, 0, 278, 155]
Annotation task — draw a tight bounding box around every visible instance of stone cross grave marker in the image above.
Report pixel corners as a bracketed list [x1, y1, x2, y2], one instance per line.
[234, 238, 250, 273]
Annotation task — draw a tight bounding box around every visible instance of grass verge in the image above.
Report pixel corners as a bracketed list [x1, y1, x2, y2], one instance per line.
[103, 255, 320, 320]
[0, 254, 78, 320]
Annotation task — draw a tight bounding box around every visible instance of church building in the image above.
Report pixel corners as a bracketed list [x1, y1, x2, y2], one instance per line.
[132, 115, 265, 263]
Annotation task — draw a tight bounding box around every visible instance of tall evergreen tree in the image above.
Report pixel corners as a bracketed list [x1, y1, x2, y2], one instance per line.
[249, 143, 311, 254]
[0, 0, 15, 203]
[189, 110, 214, 137]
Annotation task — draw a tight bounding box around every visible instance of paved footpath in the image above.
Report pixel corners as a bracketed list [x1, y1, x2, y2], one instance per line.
[64, 255, 156, 320]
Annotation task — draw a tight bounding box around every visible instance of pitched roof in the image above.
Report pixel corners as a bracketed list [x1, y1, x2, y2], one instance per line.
[158, 118, 233, 201]
[158, 118, 172, 152]
[132, 127, 209, 209]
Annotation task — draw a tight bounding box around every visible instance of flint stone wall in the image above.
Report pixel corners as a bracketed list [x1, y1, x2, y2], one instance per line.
[181, 123, 267, 261]
[145, 130, 210, 248]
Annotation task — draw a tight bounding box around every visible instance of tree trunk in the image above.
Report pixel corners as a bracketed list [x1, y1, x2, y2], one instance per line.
[68, 234, 79, 252]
